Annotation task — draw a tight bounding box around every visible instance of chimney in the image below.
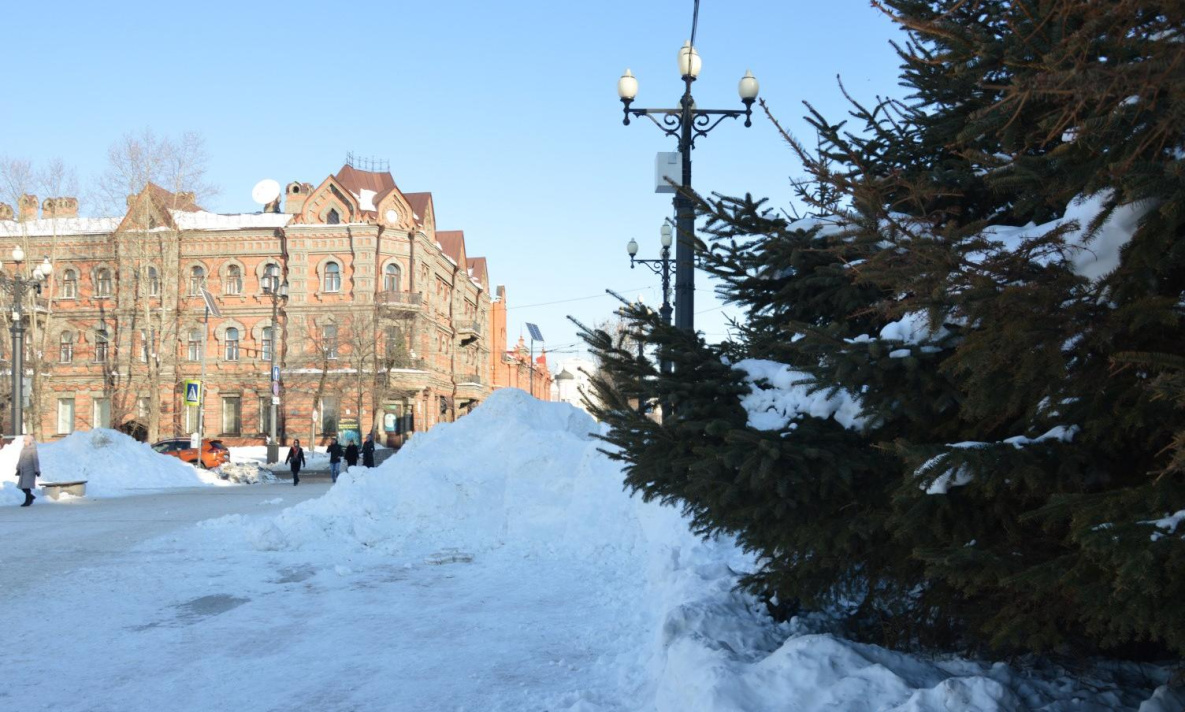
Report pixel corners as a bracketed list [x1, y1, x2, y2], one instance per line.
[284, 182, 311, 214]
[42, 197, 79, 219]
[0, 204, 13, 221]
[17, 194, 38, 222]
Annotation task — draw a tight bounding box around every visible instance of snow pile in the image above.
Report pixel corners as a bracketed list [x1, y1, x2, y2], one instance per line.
[0, 429, 220, 501]
[734, 358, 867, 431]
[221, 387, 1178, 710]
[217, 461, 277, 484]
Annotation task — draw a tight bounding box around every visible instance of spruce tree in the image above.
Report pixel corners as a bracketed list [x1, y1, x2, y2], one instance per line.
[583, 0, 1185, 656]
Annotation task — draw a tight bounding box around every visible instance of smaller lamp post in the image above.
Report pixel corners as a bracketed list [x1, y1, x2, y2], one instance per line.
[0, 248, 52, 437]
[627, 222, 674, 377]
[263, 266, 289, 464]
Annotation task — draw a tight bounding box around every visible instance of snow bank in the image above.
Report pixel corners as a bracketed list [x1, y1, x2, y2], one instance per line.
[230, 388, 1170, 710]
[0, 429, 220, 503]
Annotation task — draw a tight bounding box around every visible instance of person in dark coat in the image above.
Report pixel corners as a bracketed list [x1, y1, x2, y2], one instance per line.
[344, 441, 359, 468]
[327, 437, 344, 483]
[16, 435, 40, 507]
[285, 439, 306, 486]
[361, 434, 376, 468]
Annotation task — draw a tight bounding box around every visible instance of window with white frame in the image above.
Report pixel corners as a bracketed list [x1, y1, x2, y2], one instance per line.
[323, 262, 341, 293]
[384, 263, 401, 292]
[94, 328, 109, 363]
[221, 395, 241, 435]
[187, 329, 202, 361]
[147, 266, 160, 296]
[59, 331, 74, 363]
[189, 266, 205, 295]
[224, 265, 243, 295]
[57, 398, 75, 434]
[261, 326, 273, 362]
[224, 327, 240, 361]
[61, 269, 77, 298]
[93, 397, 111, 428]
[95, 268, 113, 297]
[262, 263, 280, 292]
[322, 324, 338, 360]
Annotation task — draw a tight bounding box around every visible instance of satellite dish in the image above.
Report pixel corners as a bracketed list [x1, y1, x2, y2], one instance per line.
[251, 179, 281, 206]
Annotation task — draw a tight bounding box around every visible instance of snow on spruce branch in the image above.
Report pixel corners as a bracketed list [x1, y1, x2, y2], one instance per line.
[919, 426, 1081, 495]
[733, 359, 866, 432]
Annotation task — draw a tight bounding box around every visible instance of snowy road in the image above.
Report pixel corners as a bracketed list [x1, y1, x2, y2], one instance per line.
[1, 483, 652, 712]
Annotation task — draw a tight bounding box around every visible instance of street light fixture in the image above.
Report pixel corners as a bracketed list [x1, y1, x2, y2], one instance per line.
[626, 222, 674, 336]
[263, 266, 288, 464]
[618, 41, 758, 333]
[0, 249, 51, 438]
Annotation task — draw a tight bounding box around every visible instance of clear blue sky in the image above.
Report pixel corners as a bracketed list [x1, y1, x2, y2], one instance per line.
[0, 0, 904, 366]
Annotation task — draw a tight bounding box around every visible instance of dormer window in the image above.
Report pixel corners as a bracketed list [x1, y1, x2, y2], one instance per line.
[327, 208, 340, 225]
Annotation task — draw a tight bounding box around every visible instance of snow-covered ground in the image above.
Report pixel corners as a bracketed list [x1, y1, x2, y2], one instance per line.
[0, 429, 224, 505]
[2, 390, 1179, 710]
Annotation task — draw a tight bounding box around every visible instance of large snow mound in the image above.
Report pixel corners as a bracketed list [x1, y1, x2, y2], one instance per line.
[229, 388, 1171, 711]
[0, 429, 219, 503]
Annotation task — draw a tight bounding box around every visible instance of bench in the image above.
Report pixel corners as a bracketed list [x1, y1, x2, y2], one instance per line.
[40, 480, 88, 500]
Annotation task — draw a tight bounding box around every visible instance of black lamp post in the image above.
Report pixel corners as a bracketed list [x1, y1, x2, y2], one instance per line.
[263, 266, 288, 464]
[626, 222, 674, 377]
[618, 42, 759, 333]
[0, 247, 51, 437]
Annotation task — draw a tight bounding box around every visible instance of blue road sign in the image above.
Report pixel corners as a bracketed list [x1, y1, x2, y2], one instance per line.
[272, 366, 280, 382]
[183, 380, 202, 406]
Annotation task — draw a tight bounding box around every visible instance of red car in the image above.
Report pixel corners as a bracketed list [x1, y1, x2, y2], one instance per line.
[152, 438, 230, 469]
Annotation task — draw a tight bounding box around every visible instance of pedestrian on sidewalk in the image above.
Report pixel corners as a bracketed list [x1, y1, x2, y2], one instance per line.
[16, 435, 40, 507]
[361, 433, 376, 468]
[344, 440, 359, 469]
[285, 439, 306, 486]
[327, 437, 344, 483]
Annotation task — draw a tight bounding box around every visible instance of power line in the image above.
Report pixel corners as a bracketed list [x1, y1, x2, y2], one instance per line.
[506, 287, 653, 311]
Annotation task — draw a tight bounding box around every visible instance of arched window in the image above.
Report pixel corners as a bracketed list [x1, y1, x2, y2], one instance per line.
[327, 208, 340, 225]
[322, 324, 338, 360]
[224, 327, 240, 361]
[61, 269, 77, 299]
[323, 262, 341, 293]
[95, 268, 113, 297]
[384, 263, 401, 292]
[187, 328, 202, 361]
[262, 262, 280, 292]
[94, 328, 109, 363]
[261, 326, 273, 361]
[59, 331, 74, 363]
[224, 265, 242, 295]
[147, 266, 160, 296]
[189, 266, 205, 295]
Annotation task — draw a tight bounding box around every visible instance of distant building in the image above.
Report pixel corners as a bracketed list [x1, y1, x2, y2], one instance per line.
[489, 286, 554, 400]
[0, 161, 546, 447]
[551, 358, 597, 413]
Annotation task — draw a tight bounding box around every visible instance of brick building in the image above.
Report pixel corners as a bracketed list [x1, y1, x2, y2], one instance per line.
[0, 162, 549, 447]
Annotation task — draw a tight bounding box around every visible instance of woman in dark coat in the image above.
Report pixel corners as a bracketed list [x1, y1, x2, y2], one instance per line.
[284, 439, 306, 486]
[344, 441, 359, 468]
[361, 434, 376, 468]
[16, 435, 40, 507]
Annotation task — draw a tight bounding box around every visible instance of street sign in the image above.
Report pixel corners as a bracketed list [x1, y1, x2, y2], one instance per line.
[200, 288, 222, 318]
[183, 380, 202, 406]
[272, 381, 280, 396]
[526, 322, 544, 342]
[271, 396, 280, 405]
[271, 366, 280, 382]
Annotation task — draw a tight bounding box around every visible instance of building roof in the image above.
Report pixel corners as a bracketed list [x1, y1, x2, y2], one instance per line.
[556, 368, 576, 381]
[142, 182, 202, 212]
[467, 257, 488, 287]
[334, 164, 397, 197]
[403, 192, 432, 224]
[436, 230, 466, 265]
[171, 210, 293, 230]
[0, 216, 121, 237]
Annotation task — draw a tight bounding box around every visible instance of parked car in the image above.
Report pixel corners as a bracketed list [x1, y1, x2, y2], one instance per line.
[152, 437, 230, 469]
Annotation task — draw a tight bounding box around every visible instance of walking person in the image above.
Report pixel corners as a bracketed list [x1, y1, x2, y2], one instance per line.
[16, 435, 40, 507]
[361, 433, 376, 468]
[285, 439, 306, 486]
[344, 440, 359, 469]
[327, 437, 344, 483]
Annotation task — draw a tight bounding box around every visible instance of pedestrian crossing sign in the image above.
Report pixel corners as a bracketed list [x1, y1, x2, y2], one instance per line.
[183, 380, 202, 406]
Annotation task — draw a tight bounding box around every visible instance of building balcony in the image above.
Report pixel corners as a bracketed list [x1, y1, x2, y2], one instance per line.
[454, 373, 486, 401]
[377, 290, 423, 311]
[455, 372, 481, 385]
[387, 357, 430, 392]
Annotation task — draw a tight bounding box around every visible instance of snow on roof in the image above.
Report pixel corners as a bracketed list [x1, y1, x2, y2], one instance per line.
[356, 189, 377, 212]
[0, 217, 122, 237]
[170, 210, 293, 230]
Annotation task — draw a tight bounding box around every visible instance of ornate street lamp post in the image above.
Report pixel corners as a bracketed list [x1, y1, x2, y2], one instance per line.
[263, 266, 288, 464]
[626, 221, 674, 377]
[618, 43, 758, 333]
[0, 247, 51, 437]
